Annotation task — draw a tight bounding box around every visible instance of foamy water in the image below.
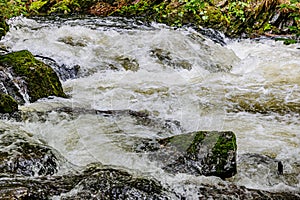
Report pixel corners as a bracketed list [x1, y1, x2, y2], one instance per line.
[1, 16, 299, 194]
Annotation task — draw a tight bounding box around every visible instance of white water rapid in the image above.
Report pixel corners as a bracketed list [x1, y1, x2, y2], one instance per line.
[1, 16, 299, 197]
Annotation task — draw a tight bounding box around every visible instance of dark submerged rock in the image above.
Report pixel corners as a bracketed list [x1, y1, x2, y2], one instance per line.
[115, 55, 140, 72]
[227, 92, 300, 115]
[0, 50, 66, 104]
[60, 163, 167, 199]
[0, 93, 18, 113]
[0, 128, 62, 177]
[0, 162, 299, 199]
[150, 48, 192, 70]
[230, 153, 300, 189]
[0, 163, 169, 199]
[135, 131, 237, 179]
[189, 182, 300, 200]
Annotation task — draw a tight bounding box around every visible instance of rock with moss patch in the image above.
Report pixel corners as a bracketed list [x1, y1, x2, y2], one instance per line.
[0, 50, 66, 103]
[135, 131, 237, 179]
[0, 93, 18, 113]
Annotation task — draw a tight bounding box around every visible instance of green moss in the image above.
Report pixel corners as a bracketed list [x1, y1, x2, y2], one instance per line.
[275, 38, 298, 45]
[186, 131, 206, 154]
[160, 132, 202, 153]
[0, 50, 66, 103]
[211, 131, 237, 177]
[0, 93, 18, 113]
[0, 18, 9, 39]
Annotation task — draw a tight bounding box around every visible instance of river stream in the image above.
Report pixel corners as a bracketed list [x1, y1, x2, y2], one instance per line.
[0, 16, 299, 198]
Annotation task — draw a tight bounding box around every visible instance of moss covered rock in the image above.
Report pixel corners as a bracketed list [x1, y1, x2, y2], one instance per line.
[135, 131, 237, 179]
[0, 50, 66, 103]
[0, 93, 18, 113]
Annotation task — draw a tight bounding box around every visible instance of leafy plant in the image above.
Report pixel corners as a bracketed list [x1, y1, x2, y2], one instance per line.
[29, 0, 48, 14]
[183, 0, 206, 15]
[278, 0, 300, 35]
[0, 0, 28, 19]
[227, 1, 249, 22]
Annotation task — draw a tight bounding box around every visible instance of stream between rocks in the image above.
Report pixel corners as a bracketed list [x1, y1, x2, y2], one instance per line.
[0, 16, 299, 199]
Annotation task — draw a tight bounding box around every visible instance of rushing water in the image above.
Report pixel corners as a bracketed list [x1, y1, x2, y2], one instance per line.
[1, 16, 299, 196]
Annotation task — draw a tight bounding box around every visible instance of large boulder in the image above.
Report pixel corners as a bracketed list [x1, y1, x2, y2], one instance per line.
[0, 162, 169, 199]
[135, 131, 237, 179]
[0, 50, 66, 104]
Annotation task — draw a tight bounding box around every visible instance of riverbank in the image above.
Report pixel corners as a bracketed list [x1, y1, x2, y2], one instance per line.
[1, 0, 300, 42]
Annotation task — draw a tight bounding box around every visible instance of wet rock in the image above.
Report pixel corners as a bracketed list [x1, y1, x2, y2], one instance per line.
[0, 163, 169, 199]
[230, 153, 300, 189]
[0, 161, 299, 199]
[115, 55, 140, 72]
[135, 131, 237, 179]
[57, 36, 88, 47]
[0, 50, 66, 104]
[0, 173, 82, 199]
[150, 48, 192, 70]
[0, 93, 18, 113]
[35, 55, 80, 81]
[60, 163, 167, 199]
[226, 92, 300, 115]
[178, 182, 300, 200]
[198, 28, 226, 46]
[0, 129, 61, 176]
[0, 128, 298, 199]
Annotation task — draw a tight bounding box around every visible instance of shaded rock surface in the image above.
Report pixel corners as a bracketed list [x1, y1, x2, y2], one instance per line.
[134, 131, 237, 179]
[226, 91, 300, 115]
[0, 50, 66, 104]
[230, 153, 300, 190]
[0, 128, 63, 177]
[0, 163, 169, 199]
[150, 48, 192, 71]
[0, 163, 299, 199]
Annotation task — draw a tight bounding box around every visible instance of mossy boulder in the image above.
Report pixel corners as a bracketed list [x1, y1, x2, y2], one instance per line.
[0, 93, 18, 113]
[135, 131, 237, 179]
[0, 50, 66, 103]
[0, 18, 9, 39]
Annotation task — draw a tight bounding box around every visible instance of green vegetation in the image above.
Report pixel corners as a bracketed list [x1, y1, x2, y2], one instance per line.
[0, 0, 300, 40]
[0, 18, 9, 39]
[0, 93, 18, 113]
[186, 131, 206, 154]
[0, 0, 28, 19]
[0, 50, 66, 103]
[211, 131, 237, 178]
[116, 0, 300, 38]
